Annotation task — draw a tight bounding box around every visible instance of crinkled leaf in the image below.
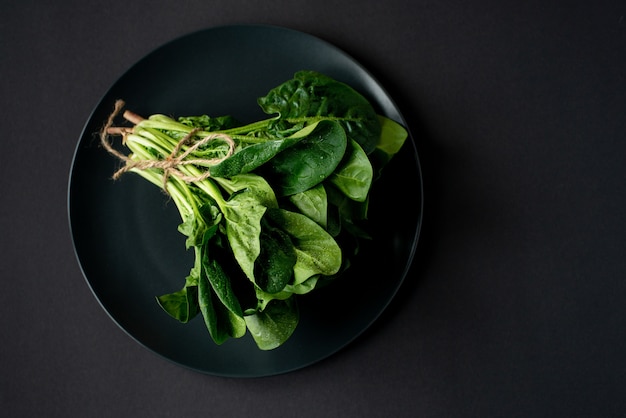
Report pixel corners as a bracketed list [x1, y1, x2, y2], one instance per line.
[178, 114, 241, 131]
[258, 70, 381, 154]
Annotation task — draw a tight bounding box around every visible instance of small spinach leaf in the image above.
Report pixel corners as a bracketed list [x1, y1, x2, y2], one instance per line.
[368, 115, 410, 179]
[244, 297, 299, 350]
[288, 184, 328, 228]
[329, 138, 373, 202]
[376, 115, 408, 157]
[155, 286, 198, 323]
[213, 173, 278, 209]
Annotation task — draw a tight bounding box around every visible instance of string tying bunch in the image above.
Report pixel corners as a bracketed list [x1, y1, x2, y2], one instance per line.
[100, 100, 235, 190]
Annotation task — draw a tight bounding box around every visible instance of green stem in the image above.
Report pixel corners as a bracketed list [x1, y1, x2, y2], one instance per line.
[125, 141, 193, 215]
[140, 116, 195, 132]
[286, 115, 359, 124]
[139, 115, 276, 141]
[126, 128, 229, 212]
[126, 130, 173, 158]
[218, 118, 275, 135]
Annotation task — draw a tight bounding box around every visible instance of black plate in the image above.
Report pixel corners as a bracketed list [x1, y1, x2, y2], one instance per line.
[68, 25, 422, 377]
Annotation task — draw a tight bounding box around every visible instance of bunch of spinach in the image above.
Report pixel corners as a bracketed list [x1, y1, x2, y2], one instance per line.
[103, 71, 408, 350]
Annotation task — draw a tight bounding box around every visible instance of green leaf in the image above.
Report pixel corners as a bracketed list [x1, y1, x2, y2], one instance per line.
[208, 122, 319, 178]
[220, 188, 268, 281]
[288, 184, 328, 228]
[244, 297, 299, 350]
[213, 173, 278, 208]
[283, 274, 320, 295]
[329, 138, 373, 202]
[215, 174, 283, 287]
[377, 115, 408, 155]
[258, 70, 381, 154]
[264, 208, 342, 285]
[369, 115, 409, 177]
[326, 184, 371, 234]
[178, 114, 241, 131]
[262, 120, 347, 196]
[178, 210, 220, 249]
[198, 255, 246, 344]
[254, 216, 297, 294]
[156, 284, 199, 323]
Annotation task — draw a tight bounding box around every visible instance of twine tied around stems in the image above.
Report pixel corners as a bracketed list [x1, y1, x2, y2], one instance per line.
[100, 100, 235, 189]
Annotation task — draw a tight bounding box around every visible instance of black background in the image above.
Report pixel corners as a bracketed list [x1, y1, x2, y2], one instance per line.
[3, 1, 626, 416]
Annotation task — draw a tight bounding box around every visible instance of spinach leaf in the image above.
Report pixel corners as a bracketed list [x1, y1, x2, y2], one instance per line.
[177, 196, 221, 249]
[254, 216, 297, 294]
[261, 120, 347, 196]
[254, 274, 321, 307]
[258, 70, 381, 154]
[329, 138, 373, 202]
[288, 184, 328, 228]
[220, 188, 268, 282]
[208, 122, 319, 178]
[155, 284, 198, 324]
[283, 274, 320, 295]
[368, 115, 410, 178]
[264, 208, 341, 285]
[244, 297, 299, 350]
[376, 115, 408, 157]
[178, 114, 241, 131]
[213, 173, 278, 209]
[198, 254, 246, 344]
[213, 173, 281, 285]
[157, 220, 221, 324]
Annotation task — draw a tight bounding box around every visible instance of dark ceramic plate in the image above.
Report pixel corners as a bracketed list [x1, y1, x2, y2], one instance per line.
[68, 25, 422, 377]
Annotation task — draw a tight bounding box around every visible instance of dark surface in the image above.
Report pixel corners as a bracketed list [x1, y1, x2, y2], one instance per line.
[3, 1, 626, 416]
